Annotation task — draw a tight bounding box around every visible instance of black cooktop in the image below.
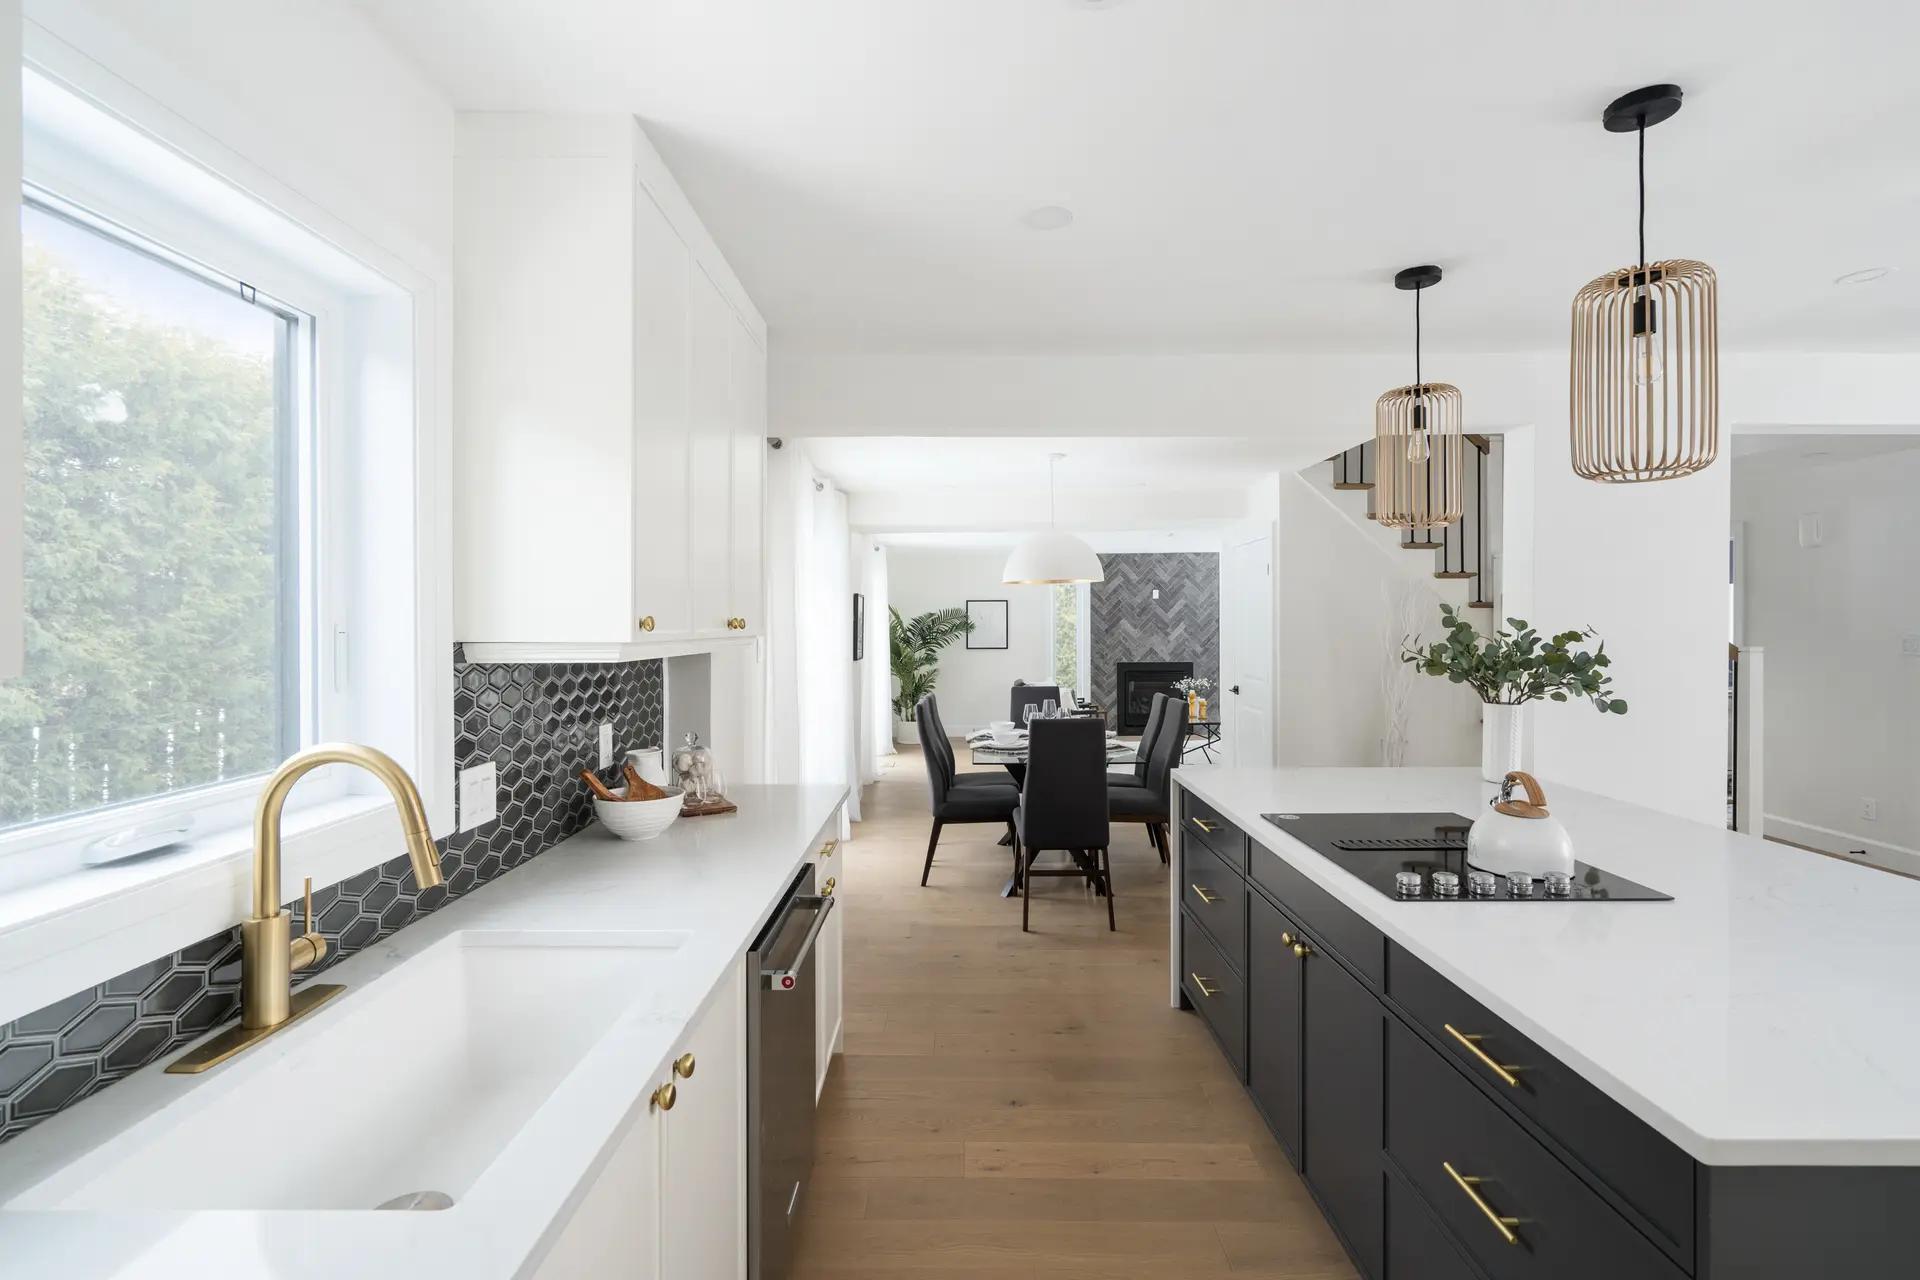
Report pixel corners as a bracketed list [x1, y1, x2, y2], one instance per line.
[1260, 812, 1672, 902]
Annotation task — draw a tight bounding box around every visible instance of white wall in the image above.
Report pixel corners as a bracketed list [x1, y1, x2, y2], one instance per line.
[886, 547, 1053, 735]
[1735, 446, 1920, 865]
[1271, 472, 1481, 767]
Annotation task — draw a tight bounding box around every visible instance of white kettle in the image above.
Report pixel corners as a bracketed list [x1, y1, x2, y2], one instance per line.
[1466, 771, 1577, 879]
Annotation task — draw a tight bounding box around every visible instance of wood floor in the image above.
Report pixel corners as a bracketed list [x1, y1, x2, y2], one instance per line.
[788, 745, 1359, 1279]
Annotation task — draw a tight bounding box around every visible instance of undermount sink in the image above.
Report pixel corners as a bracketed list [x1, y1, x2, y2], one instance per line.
[10, 928, 689, 1212]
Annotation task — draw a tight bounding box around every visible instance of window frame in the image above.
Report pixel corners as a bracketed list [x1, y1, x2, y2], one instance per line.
[0, 44, 453, 1027]
[0, 184, 348, 878]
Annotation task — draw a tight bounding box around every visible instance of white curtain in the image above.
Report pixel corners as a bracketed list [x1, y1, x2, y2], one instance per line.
[854, 535, 893, 789]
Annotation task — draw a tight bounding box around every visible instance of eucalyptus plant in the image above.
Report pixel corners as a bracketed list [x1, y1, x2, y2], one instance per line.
[1402, 604, 1628, 714]
[889, 606, 975, 721]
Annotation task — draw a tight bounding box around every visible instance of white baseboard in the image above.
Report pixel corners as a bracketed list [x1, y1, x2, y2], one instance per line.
[1763, 814, 1920, 879]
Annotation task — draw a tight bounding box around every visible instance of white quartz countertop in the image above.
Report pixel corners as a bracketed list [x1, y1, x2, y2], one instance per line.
[1172, 766, 1920, 1167]
[0, 782, 848, 1279]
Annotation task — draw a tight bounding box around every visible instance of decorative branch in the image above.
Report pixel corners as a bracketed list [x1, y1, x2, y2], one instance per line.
[1401, 604, 1628, 714]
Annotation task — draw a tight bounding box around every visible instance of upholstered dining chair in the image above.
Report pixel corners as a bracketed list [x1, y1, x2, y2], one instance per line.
[1109, 692, 1186, 863]
[1009, 684, 1062, 725]
[916, 696, 1019, 887]
[1013, 717, 1114, 932]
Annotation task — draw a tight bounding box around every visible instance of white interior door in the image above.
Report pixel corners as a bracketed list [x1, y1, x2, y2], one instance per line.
[1224, 528, 1274, 768]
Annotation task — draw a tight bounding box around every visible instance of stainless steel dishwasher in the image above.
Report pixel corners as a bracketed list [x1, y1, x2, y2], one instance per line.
[747, 862, 833, 1280]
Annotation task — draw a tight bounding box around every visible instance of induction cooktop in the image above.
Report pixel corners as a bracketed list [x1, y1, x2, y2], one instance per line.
[1260, 812, 1671, 902]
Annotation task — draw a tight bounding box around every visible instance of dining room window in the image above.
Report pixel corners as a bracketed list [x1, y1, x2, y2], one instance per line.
[1049, 582, 1090, 698]
[0, 192, 311, 842]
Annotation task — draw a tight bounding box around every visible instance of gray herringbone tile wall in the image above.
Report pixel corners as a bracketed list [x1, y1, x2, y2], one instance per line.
[1090, 553, 1220, 727]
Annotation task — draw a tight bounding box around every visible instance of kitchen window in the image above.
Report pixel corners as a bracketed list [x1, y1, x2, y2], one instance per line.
[3, 194, 312, 846]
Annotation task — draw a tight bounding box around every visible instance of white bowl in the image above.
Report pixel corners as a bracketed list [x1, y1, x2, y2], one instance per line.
[593, 785, 684, 841]
[989, 720, 1016, 733]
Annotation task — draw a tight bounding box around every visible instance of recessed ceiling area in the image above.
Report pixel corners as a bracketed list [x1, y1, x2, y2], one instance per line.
[1731, 433, 1920, 466]
[358, 0, 1919, 354]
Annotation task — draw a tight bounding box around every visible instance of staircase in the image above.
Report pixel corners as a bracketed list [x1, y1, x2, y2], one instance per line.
[1322, 436, 1500, 621]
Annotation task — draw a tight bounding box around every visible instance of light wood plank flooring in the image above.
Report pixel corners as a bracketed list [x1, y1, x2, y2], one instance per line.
[788, 744, 1358, 1279]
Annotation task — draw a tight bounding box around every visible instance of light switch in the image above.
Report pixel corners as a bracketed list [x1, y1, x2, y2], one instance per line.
[459, 762, 497, 832]
[599, 722, 615, 768]
[1903, 635, 1920, 658]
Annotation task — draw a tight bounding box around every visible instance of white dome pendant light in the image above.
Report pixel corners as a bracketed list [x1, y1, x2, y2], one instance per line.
[1002, 453, 1105, 585]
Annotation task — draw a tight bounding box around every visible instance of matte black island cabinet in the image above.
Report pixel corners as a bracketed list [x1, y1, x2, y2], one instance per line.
[1173, 789, 1917, 1280]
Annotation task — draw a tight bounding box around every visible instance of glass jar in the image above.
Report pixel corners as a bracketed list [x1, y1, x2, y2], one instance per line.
[671, 732, 724, 803]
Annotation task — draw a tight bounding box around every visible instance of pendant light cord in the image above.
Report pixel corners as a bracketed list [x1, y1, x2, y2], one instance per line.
[1637, 120, 1647, 270]
[1414, 283, 1422, 393]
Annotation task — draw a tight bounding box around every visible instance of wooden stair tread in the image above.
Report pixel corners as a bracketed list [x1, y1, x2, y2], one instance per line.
[1433, 571, 1476, 579]
[1468, 600, 1494, 609]
[1401, 541, 1443, 550]
[1331, 482, 1374, 490]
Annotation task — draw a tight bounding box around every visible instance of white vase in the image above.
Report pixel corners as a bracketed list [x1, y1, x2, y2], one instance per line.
[1480, 703, 1527, 783]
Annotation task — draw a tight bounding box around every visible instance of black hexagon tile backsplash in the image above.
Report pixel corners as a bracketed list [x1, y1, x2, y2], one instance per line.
[0, 649, 663, 1145]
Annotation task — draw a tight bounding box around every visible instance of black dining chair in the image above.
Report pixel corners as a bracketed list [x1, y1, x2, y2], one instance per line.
[1110, 692, 1187, 863]
[1013, 717, 1114, 932]
[1009, 684, 1062, 725]
[916, 697, 1019, 887]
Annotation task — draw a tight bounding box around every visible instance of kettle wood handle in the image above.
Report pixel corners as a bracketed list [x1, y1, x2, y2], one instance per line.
[1494, 770, 1550, 819]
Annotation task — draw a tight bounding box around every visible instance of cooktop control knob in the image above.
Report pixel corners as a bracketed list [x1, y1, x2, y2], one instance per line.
[1543, 871, 1574, 898]
[1430, 870, 1462, 898]
[1394, 871, 1424, 897]
[1467, 870, 1497, 898]
[1505, 872, 1535, 898]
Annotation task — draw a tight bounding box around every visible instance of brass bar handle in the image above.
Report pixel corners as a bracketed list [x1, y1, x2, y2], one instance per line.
[1190, 974, 1219, 998]
[1444, 1023, 1523, 1088]
[673, 1053, 696, 1080]
[1443, 1161, 1520, 1246]
[1190, 885, 1219, 904]
[1192, 818, 1217, 833]
[651, 1081, 677, 1112]
[819, 840, 837, 859]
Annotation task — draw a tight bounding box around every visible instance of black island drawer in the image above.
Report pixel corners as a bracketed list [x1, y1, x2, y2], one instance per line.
[1182, 792, 1246, 872]
[1182, 836, 1248, 968]
[1385, 1020, 1686, 1280]
[1181, 913, 1246, 1078]
[1386, 943, 1693, 1261]
[1388, 1166, 1484, 1280]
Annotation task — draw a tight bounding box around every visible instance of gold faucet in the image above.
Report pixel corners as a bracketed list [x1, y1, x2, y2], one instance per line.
[169, 743, 443, 1073]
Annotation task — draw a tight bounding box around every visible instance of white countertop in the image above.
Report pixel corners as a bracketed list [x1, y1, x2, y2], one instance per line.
[0, 782, 847, 1278]
[1171, 766, 1920, 1167]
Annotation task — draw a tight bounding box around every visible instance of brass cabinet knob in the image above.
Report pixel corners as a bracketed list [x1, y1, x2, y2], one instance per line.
[638, 615, 656, 632]
[821, 876, 837, 897]
[1280, 930, 1295, 947]
[1292, 942, 1312, 959]
[673, 1053, 696, 1080]
[651, 1081, 677, 1112]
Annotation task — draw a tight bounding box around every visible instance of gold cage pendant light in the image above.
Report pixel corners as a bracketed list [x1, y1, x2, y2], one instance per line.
[1374, 265, 1464, 531]
[1570, 84, 1719, 483]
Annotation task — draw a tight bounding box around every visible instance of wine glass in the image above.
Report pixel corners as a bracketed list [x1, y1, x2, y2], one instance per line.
[1042, 698, 1059, 719]
[1022, 705, 1037, 729]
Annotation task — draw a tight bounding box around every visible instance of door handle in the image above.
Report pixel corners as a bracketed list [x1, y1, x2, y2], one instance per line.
[1190, 885, 1219, 904]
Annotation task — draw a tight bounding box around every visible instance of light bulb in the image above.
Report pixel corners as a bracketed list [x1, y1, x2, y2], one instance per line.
[1406, 428, 1429, 463]
[1631, 331, 1664, 387]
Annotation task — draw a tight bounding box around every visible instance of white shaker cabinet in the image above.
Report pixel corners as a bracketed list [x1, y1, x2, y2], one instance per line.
[659, 962, 747, 1280]
[814, 831, 845, 1097]
[454, 114, 767, 656]
[531, 1090, 663, 1279]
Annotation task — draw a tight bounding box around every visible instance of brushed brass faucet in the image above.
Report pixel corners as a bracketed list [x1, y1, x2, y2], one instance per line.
[169, 743, 443, 1073]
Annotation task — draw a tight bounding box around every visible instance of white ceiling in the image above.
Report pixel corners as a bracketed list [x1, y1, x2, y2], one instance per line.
[358, 0, 1920, 354]
[1732, 432, 1920, 466]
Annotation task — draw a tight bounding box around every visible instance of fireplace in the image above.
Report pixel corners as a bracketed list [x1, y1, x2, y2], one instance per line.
[1114, 661, 1192, 733]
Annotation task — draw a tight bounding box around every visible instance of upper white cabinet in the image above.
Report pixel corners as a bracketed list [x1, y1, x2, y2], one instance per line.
[454, 114, 767, 655]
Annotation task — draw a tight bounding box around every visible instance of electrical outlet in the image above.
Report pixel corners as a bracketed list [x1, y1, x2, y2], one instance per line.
[459, 761, 497, 832]
[599, 722, 615, 768]
[1862, 797, 1878, 822]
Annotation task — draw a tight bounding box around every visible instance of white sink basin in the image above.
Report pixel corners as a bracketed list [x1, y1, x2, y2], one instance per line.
[11, 928, 689, 1211]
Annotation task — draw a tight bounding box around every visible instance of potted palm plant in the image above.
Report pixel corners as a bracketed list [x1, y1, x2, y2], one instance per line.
[1403, 604, 1628, 781]
[889, 607, 975, 745]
